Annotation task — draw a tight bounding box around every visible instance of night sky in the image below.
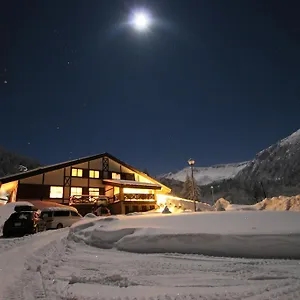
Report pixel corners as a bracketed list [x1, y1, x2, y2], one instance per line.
[1, 0, 300, 175]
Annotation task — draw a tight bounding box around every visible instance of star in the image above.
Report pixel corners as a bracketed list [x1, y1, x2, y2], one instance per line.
[27, 142, 31, 145]
[56, 126, 60, 130]
[4, 80, 7, 84]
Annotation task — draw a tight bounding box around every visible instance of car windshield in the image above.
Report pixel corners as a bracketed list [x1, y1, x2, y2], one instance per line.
[9, 212, 33, 220]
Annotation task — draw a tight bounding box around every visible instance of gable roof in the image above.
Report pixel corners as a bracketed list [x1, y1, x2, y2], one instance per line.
[0, 152, 171, 192]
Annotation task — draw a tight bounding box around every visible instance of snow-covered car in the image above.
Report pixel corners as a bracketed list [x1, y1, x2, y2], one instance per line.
[40, 208, 82, 229]
[2, 208, 46, 237]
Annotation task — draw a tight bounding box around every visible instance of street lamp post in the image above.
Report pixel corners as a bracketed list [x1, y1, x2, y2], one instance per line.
[211, 186, 214, 204]
[188, 159, 196, 212]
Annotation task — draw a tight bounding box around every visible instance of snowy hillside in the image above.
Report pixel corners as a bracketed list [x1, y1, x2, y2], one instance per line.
[158, 128, 300, 205]
[236, 128, 300, 184]
[159, 161, 248, 185]
[280, 128, 300, 146]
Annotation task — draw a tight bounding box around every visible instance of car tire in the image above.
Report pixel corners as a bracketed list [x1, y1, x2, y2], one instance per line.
[57, 223, 63, 229]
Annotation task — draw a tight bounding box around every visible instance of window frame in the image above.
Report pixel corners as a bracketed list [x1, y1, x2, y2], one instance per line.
[112, 172, 121, 180]
[89, 170, 100, 179]
[70, 187, 83, 196]
[50, 186, 63, 199]
[71, 168, 83, 177]
[71, 211, 80, 217]
[53, 210, 70, 217]
[89, 187, 100, 196]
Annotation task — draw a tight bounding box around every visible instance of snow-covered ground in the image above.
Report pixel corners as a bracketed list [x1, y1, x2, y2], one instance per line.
[1, 211, 300, 299]
[160, 162, 248, 185]
[69, 211, 300, 259]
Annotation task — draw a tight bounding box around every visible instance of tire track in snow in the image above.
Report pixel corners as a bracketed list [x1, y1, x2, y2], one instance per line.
[52, 241, 300, 300]
[0, 229, 68, 300]
[3, 231, 300, 300]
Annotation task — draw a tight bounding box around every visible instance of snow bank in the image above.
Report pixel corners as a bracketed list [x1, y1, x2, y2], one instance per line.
[215, 195, 300, 212]
[214, 198, 230, 211]
[0, 201, 34, 229]
[68, 211, 300, 259]
[256, 195, 300, 211]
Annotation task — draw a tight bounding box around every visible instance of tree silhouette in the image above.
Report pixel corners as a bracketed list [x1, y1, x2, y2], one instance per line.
[181, 174, 201, 201]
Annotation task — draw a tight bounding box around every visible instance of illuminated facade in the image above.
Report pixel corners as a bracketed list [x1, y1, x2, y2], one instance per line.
[0, 153, 171, 214]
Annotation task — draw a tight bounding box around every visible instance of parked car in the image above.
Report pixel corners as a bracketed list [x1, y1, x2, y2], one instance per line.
[3, 207, 46, 237]
[40, 208, 82, 229]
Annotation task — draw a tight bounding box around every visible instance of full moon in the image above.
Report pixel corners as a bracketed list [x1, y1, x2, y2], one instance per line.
[132, 12, 150, 31]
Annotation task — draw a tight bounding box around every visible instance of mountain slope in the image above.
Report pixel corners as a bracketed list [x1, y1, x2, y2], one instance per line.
[236, 129, 300, 185]
[158, 128, 300, 205]
[159, 162, 249, 186]
[0, 147, 41, 177]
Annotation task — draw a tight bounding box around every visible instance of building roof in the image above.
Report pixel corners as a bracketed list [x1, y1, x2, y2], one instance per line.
[0, 152, 171, 192]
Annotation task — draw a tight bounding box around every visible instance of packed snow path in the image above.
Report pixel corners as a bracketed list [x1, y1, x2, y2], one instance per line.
[0, 229, 68, 300]
[1, 228, 300, 300]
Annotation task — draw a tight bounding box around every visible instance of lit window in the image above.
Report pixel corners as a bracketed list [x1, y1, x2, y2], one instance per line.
[50, 186, 63, 198]
[72, 168, 83, 177]
[89, 170, 100, 178]
[112, 172, 121, 179]
[114, 187, 120, 195]
[89, 188, 99, 196]
[71, 187, 82, 196]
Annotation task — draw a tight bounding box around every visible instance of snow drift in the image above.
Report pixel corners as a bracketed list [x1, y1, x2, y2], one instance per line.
[68, 211, 300, 259]
[216, 194, 300, 212]
[256, 195, 300, 211]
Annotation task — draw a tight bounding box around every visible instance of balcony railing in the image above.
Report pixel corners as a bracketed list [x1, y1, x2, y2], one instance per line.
[69, 195, 108, 206]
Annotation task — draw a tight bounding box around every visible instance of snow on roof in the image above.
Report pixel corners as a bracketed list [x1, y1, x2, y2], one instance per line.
[41, 206, 78, 212]
[26, 200, 77, 210]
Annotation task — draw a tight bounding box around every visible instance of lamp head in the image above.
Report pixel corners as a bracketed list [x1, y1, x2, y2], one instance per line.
[188, 159, 195, 166]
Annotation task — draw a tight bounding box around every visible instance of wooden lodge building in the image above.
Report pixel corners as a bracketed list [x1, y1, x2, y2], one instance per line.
[0, 153, 171, 215]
